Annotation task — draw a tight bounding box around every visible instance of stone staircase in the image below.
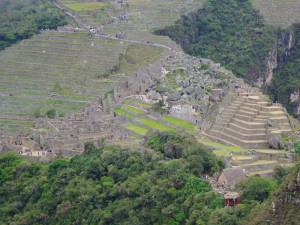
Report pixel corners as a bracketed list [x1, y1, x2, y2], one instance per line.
[208, 91, 292, 149]
[231, 150, 296, 178]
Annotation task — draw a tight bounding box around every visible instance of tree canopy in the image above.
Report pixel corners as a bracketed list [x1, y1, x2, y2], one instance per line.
[0, 0, 67, 50]
[0, 132, 224, 224]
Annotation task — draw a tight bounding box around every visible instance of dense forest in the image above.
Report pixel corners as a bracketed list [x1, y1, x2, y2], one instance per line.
[0, 0, 67, 50]
[269, 24, 300, 114]
[0, 132, 225, 225]
[154, 0, 277, 84]
[0, 132, 295, 224]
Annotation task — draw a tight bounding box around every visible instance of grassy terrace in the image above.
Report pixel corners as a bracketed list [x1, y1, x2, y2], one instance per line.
[162, 116, 196, 132]
[253, 0, 300, 26]
[125, 123, 149, 136]
[64, 2, 109, 11]
[122, 105, 147, 115]
[124, 99, 152, 109]
[198, 138, 244, 157]
[139, 118, 173, 131]
[114, 108, 134, 119]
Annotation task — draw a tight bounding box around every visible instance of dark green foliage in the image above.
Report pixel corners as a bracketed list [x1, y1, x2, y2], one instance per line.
[45, 109, 56, 118]
[273, 165, 291, 184]
[294, 141, 300, 156]
[0, 133, 224, 224]
[154, 0, 277, 83]
[238, 176, 277, 203]
[0, 0, 67, 50]
[145, 132, 224, 175]
[151, 100, 166, 113]
[269, 24, 300, 115]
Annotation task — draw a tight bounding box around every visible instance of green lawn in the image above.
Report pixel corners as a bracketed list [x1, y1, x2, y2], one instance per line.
[122, 105, 146, 115]
[198, 138, 244, 157]
[125, 123, 148, 136]
[114, 108, 134, 118]
[139, 118, 173, 131]
[162, 116, 196, 132]
[64, 2, 109, 11]
[124, 99, 152, 109]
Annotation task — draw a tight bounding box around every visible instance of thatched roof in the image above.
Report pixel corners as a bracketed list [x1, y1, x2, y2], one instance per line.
[219, 167, 246, 184]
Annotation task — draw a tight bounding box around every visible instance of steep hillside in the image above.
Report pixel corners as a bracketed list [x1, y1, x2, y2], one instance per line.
[154, 0, 277, 84]
[0, 0, 204, 136]
[244, 162, 300, 225]
[253, 0, 300, 27]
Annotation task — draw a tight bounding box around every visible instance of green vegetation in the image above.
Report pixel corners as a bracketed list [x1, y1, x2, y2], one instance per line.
[0, 0, 67, 50]
[151, 100, 166, 114]
[269, 24, 300, 114]
[237, 176, 278, 203]
[124, 99, 152, 109]
[64, 2, 109, 11]
[0, 133, 225, 224]
[125, 123, 148, 136]
[118, 44, 164, 73]
[140, 117, 173, 131]
[294, 140, 300, 156]
[198, 139, 244, 156]
[163, 116, 196, 132]
[122, 105, 146, 115]
[114, 108, 134, 118]
[45, 109, 56, 118]
[154, 0, 277, 83]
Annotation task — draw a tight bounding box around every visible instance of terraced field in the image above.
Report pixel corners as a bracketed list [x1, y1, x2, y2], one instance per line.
[253, 0, 300, 27]
[0, 30, 127, 135]
[0, 0, 205, 136]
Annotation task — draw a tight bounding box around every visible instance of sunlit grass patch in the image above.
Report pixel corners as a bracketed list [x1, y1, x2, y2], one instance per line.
[162, 116, 196, 132]
[125, 123, 148, 136]
[139, 118, 172, 131]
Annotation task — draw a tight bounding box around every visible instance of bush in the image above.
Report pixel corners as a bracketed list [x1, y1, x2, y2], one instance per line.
[45, 109, 56, 118]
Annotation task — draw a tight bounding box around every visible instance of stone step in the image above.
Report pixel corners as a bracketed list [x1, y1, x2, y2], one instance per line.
[234, 113, 253, 122]
[261, 106, 283, 112]
[236, 109, 257, 117]
[238, 106, 259, 114]
[231, 155, 257, 165]
[254, 150, 297, 163]
[241, 160, 278, 172]
[231, 118, 266, 129]
[209, 130, 269, 148]
[242, 102, 262, 110]
[224, 127, 267, 141]
[217, 118, 231, 123]
[249, 169, 274, 178]
[228, 123, 266, 134]
[258, 111, 285, 117]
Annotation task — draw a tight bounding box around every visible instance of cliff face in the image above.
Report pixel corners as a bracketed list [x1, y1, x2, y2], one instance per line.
[267, 24, 300, 117]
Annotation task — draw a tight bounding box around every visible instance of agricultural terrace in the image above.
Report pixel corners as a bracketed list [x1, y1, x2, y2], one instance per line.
[0, 29, 163, 135]
[64, 2, 109, 11]
[253, 0, 300, 27]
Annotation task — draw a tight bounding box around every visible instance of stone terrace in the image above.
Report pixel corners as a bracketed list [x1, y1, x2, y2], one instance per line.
[208, 89, 293, 149]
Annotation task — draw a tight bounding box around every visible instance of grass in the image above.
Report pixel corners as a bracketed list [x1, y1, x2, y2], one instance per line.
[198, 138, 244, 157]
[162, 116, 196, 132]
[118, 44, 164, 73]
[122, 105, 146, 115]
[139, 117, 173, 131]
[114, 108, 134, 118]
[125, 123, 149, 136]
[64, 2, 109, 11]
[124, 99, 152, 109]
